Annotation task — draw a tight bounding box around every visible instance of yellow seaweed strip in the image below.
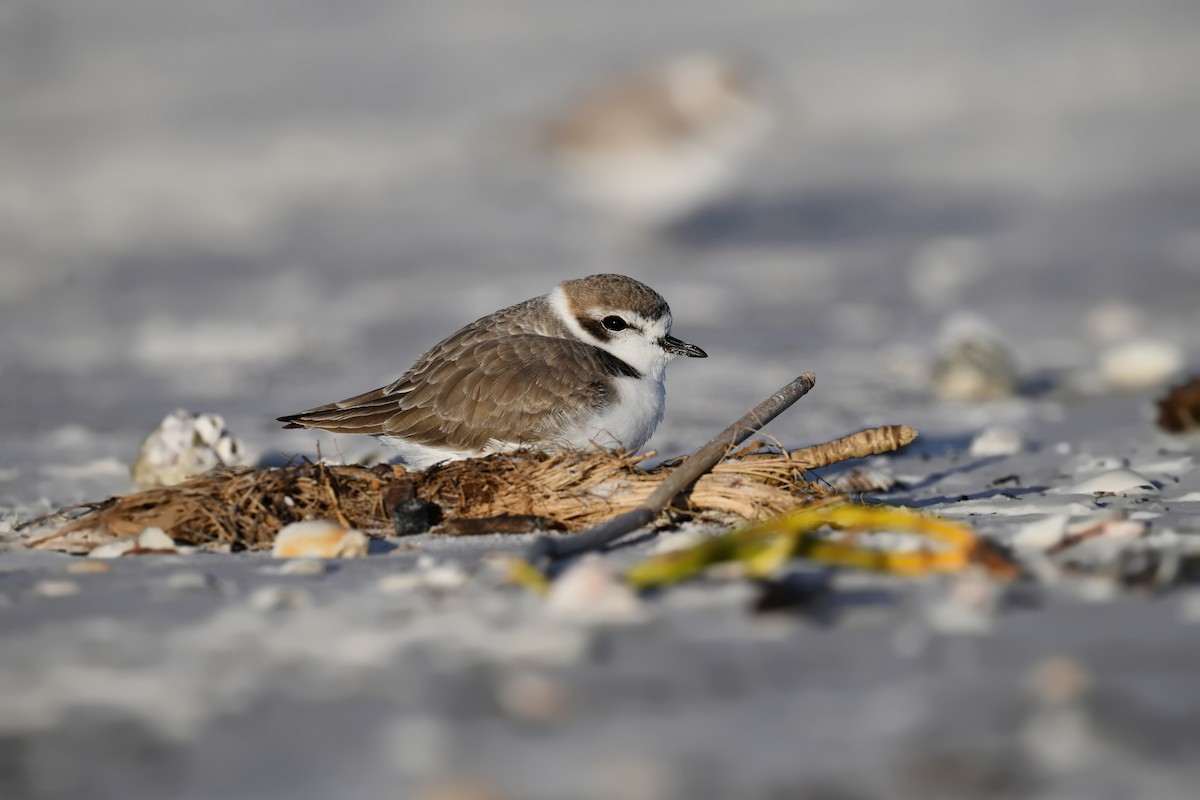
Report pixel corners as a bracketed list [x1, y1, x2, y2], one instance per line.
[506, 557, 552, 596]
[626, 503, 1013, 589]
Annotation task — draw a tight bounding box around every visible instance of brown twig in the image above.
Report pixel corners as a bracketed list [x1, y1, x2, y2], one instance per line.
[527, 372, 817, 562]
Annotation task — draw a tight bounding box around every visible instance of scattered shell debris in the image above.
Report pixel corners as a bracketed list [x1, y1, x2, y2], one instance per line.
[88, 539, 138, 559]
[65, 560, 111, 575]
[249, 585, 314, 611]
[826, 466, 898, 493]
[970, 426, 1026, 457]
[1056, 469, 1158, 496]
[546, 556, 645, 624]
[137, 526, 178, 552]
[923, 567, 1001, 634]
[86, 525, 179, 558]
[496, 669, 575, 724]
[33, 579, 80, 598]
[378, 561, 470, 593]
[131, 409, 248, 490]
[930, 315, 1020, 402]
[163, 571, 217, 592]
[1097, 339, 1184, 391]
[273, 520, 369, 559]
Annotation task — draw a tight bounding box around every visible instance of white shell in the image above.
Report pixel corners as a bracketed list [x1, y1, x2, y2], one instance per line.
[930, 315, 1019, 402]
[1011, 514, 1070, 551]
[130, 409, 247, 489]
[88, 538, 138, 559]
[137, 526, 177, 551]
[1056, 469, 1158, 496]
[272, 520, 369, 559]
[1098, 339, 1184, 391]
[545, 556, 644, 624]
[34, 579, 80, 598]
[969, 426, 1026, 457]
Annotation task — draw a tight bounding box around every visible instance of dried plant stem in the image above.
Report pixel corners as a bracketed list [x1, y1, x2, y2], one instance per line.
[528, 372, 817, 562]
[784, 425, 918, 470]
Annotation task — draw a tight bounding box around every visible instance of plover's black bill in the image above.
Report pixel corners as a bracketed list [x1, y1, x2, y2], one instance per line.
[660, 334, 707, 358]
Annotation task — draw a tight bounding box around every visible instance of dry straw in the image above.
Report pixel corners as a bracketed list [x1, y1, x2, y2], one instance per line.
[24, 425, 916, 554]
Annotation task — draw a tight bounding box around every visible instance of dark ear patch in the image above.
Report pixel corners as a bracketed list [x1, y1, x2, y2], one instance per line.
[577, 316, 611, 343]
[597, 351, 642, 380]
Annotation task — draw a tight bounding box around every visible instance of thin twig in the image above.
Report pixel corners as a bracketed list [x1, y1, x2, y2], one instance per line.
[527, 372, 817, 563]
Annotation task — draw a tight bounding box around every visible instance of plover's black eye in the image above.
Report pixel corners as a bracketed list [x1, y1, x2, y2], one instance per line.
[602, 315, 628, 332]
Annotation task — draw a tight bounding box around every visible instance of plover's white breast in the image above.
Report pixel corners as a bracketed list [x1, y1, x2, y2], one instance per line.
[562, 369, 667, 453]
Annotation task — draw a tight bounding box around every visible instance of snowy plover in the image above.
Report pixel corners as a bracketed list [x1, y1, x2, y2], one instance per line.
[278, 274, 707, 469]
[538, 55, 771, 226]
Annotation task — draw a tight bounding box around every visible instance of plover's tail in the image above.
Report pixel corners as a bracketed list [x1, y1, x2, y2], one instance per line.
[276, 383, 401, 434]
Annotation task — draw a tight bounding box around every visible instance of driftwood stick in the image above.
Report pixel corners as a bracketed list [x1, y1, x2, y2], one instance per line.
[528, 372, 817, 563]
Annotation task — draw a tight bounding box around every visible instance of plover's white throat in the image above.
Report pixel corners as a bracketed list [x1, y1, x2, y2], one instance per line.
[278, 274, 707, 469]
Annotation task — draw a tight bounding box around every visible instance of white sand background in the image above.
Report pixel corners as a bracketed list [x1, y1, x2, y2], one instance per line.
[2, 1, 1200, 798]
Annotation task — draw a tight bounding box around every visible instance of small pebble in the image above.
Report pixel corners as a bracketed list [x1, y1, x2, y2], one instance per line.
[1075, 575, 1119, 602]
[89, 538, 137, 559]
[392, 497, 440, 536]
[1011, 514, 1070, 551]
[1098, 339, 1184, 391]
[34, 579, 80, 598]
[930, 315, 1019, 402]
[1029, 656, 1090, 704]
[827, 466, 897, 493]
[273, 558, 328, 576]
[378, 563, 469, 593]
[65, 560, 111, 574]
[925, 568, 999, 634]
[651, 528, 710, 555]
[1075, 516, 1145, 538]
[496, 670, 574, 724]
[248, 585, 313, 611]
[137, 526, 177, 552]
[969, 426, 1025, 457]
[272, 520, 369, 559]
[1059, 468, 1158, 496]
[545, 556, 644, 624]
[500, 627, 593, 666]
[1084, 301, 1142, 342]
[164, 571, 216, 591]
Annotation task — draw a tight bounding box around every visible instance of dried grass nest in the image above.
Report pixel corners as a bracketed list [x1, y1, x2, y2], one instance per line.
[24, 425, 917, 554]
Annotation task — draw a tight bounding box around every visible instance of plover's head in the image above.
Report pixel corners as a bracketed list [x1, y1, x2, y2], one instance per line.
[662, 55, 760, 131]
[550, 274, 707, 376]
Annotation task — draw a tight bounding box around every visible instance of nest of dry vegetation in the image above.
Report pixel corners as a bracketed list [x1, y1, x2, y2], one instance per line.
[24, 425, 917, 554]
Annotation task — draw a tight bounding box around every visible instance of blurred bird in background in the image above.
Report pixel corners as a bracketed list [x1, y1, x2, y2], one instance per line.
[537, 54, 773, 228]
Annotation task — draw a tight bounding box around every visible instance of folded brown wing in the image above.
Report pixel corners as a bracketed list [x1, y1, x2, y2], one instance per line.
[278, 334, 631, 452]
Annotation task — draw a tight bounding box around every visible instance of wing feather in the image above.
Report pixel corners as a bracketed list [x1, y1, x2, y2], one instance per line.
[277, 333, 630, 452]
